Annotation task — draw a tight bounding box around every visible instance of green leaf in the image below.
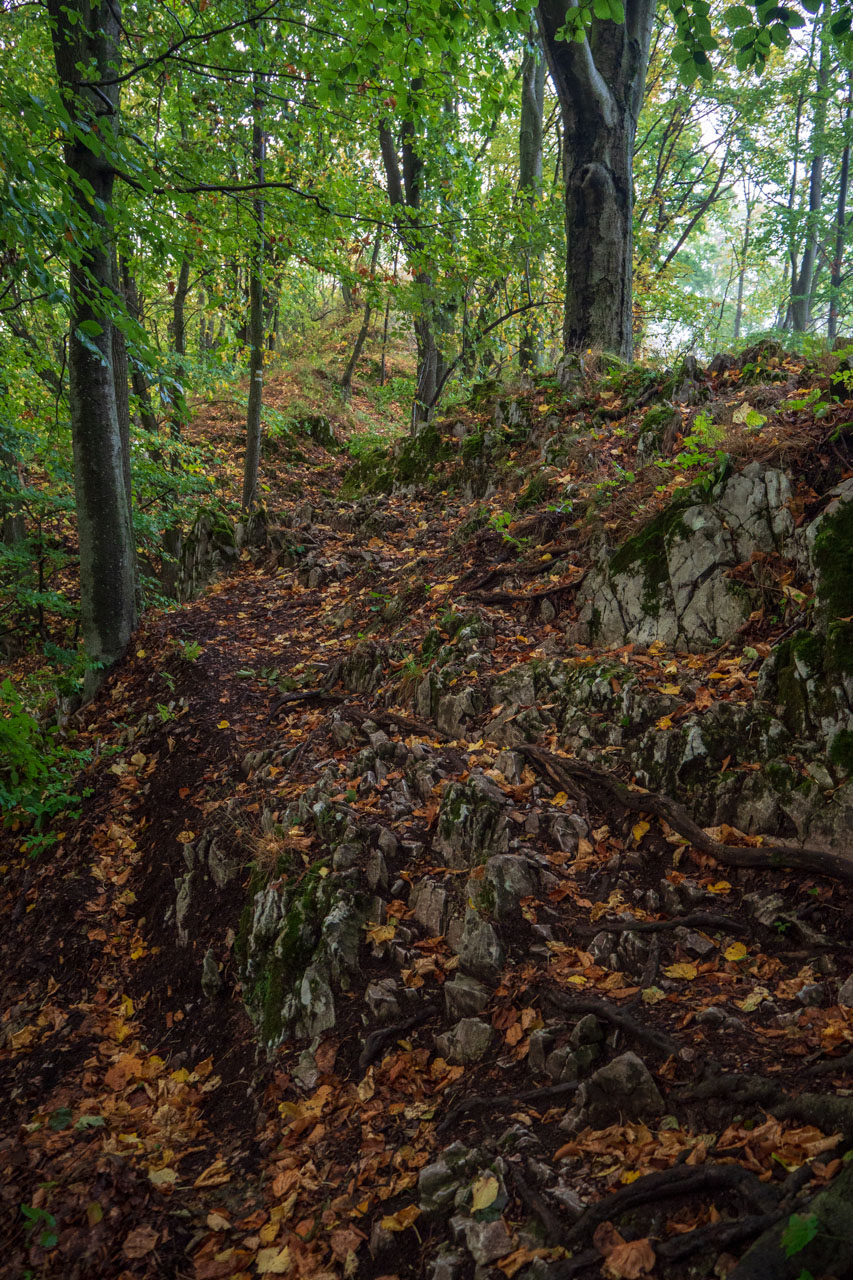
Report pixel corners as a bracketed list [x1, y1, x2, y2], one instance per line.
[732, 26, 755, 45]
[770, 22, 790, 45]
[76, 318, 103, 337]
[781, 1214, 820, 1260]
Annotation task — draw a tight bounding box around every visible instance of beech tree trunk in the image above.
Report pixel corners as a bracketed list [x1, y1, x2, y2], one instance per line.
[170, 255, 191, 436]
[537, 0, 655, 359]
[120, 260, 160, 437]
[828, 74, 852, 343]
[341, 233, 381, 402]
[242, 66, 266, 512]
[379, 88, 448, 432]
[47, 0, 137, 692]
[519, 31, 546, 370]
[733, 197, 753, 342]
[791, 15, 830, 334]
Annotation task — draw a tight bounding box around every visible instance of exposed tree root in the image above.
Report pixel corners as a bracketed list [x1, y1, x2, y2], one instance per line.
[521, 745, 853, 885]
[437, 1080, 579, 1135]
[541, 989, 679, 1056]
[574, 910, 747, 937]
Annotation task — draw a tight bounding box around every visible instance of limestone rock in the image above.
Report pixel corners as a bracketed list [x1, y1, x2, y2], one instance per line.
[457, 910, 505, 982]
[563, 1052, 664, 1131]
[444, 974, 490, 1020]
[410, 878, 450, 936]
[435, 1017, 494, 1064]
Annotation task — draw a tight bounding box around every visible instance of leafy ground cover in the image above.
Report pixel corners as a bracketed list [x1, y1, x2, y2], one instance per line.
[3, 349, 853, 1280]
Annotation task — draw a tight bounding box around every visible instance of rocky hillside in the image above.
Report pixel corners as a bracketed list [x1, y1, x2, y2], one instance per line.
[3, 344, 853, 1280]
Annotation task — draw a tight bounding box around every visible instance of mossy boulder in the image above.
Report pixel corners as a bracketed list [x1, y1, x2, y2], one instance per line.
[572, 463, 795, 650]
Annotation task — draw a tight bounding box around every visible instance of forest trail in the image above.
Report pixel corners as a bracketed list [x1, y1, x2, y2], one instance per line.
[4, 363, 853, 1280]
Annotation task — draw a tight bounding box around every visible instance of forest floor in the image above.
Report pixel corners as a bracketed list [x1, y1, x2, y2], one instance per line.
[3, 351, 853, 1280]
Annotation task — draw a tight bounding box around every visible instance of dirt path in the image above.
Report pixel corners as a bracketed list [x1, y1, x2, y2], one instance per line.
[4, 379, 853, 1280]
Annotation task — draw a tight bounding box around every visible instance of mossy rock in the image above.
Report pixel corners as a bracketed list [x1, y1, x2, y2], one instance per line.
[608, 496, 694, 616]
[812, 493, 853, 622]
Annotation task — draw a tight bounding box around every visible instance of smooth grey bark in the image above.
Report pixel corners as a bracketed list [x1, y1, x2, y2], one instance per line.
[120, 260, 161, 440]
[519, 30, 546, 370]
[537, 0, 655, 358]
[732, 196, 754, 342]
[169, 254, 191, 436]
[110, 248, 132, 510]
[791, 14, 831, 333]
[241, 67, 266, 512]
[341, 233, 381, 402]
[828, 72, 852, 342]
[379, 91, 448, 431]
[47, 0, 137, 691]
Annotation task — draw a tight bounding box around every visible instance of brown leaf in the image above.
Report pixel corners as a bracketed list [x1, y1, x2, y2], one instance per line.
[602, 1239, 656, 1279]
[122, 1225, 159, 1259]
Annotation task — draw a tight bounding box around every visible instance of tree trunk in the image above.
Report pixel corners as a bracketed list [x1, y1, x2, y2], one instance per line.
[241, 66, 266, 512]
[342, 233, 381, 402]
[110, 248, 132, 510]
[537, 0, 655, 359]
[120, 259, 161, 438]
[519, 30, 546, 370]
[47, 0, 137, 692]
[379, 93, 448, 432]
[732, 198, 753, 343]
[170, 255, 191, 436]
[791, 14, 830, 334]
[829, 73, 852, 343]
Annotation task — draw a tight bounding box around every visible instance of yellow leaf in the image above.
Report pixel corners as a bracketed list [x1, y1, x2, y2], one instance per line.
[707, 881, 732, 895]
[736, 987, 770, 1012]
[365, 922, 396, 945]
[130, 752, 146, 767]
[136, 649, 146, 657]
[642, 986, 666, 1004]
[470, 1174, 499, 1213]
[177, 830, 195, 844]
[552, 791, 569, 807]
[632, 821, 650, 845]
[380, 1204, 421, 1232]
[217, 719, 230, 729]
[725, 942, 748, 962]
[619, 1170, 643, 1184]
[655, 715, 673, 731]
[663, 962, 698, 980]
[256, 1245, 292, 1274]
[658, 684, 681, 695]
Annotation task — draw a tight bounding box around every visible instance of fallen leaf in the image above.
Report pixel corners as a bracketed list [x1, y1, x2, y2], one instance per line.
[123, 1225, 159, 1259]
[380, 1204, 420, 1232]
[631, 820, 650, 845]
[725, 942, 748, 962]
[603, 1238, 656, 1279]
[148, 1167, 178, 1188]
[663, 963, 698, 980]
[256, 1245, 292, 1274]
[470, 1173, 499, 1212]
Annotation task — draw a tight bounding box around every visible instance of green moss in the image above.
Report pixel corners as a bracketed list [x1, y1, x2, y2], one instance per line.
[609, 500, 692, 615]
[813, 499, 853, 620]
[640, 404, 678, 440]
[827, 621, 853, 676]
[516, 473, 552, 510]
[829, 729, 853, 776]
[461, 429, 487, 462]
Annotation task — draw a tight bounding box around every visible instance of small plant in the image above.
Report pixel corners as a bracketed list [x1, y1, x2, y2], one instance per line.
[20, 1203, 58, 1250]
[156, 702, 177, 723]
[173, 638, 203, 661]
